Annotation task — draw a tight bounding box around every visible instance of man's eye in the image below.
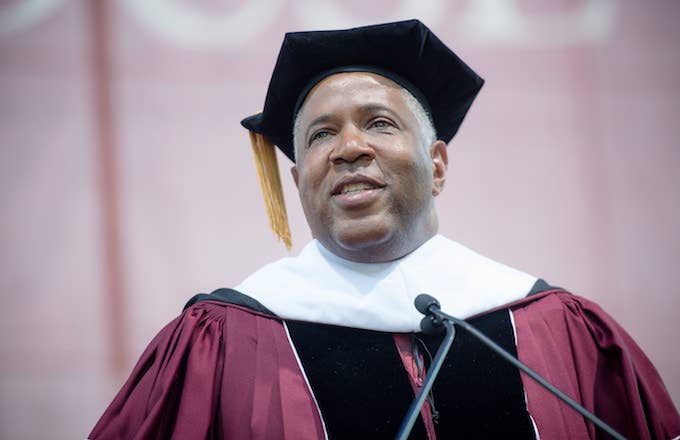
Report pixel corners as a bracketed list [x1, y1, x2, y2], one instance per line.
[370, 119, 391, 129]
[310, 131, 330, 143]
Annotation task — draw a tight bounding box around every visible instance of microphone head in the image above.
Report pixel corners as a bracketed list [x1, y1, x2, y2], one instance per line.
[414, 294, 440, 315]
[420, 315, 444, 335]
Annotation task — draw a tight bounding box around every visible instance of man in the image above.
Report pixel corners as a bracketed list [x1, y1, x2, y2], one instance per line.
[90, 20, 679, 439]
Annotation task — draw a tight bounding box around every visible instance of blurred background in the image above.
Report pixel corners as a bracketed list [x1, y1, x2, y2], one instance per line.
[1, 0, 678, 438]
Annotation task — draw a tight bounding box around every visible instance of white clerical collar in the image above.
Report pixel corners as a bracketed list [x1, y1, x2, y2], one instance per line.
[235, 235, 537, 332]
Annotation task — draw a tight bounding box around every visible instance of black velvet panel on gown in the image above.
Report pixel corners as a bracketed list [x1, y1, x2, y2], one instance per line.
[287, 309, 535, 439]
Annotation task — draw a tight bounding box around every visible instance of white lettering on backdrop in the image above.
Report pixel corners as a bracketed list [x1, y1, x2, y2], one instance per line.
[0, 0, 617, 48]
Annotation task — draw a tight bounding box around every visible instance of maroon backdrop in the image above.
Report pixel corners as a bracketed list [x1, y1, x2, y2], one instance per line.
[1, 1, 678, 438]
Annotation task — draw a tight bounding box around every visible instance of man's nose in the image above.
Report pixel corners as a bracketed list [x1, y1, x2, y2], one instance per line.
[329, 125, 375, 165]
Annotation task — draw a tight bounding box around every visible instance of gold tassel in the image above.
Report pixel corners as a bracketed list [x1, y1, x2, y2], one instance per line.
[248, 130, 292, 250]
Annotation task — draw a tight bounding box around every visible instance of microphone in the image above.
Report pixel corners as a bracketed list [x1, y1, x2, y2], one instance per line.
[414, 293, 439, 315]
[395, 295, 455, 440]
[399, 294, 627, 440]
[415, 294, 445, 335]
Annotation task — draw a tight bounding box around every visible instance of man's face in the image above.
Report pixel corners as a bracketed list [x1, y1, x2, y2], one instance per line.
[292, 72, 447, 262]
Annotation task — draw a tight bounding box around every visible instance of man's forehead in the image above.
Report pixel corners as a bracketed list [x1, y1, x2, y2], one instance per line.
[298, 72, 404, 118]
[312, 71, 402, 91]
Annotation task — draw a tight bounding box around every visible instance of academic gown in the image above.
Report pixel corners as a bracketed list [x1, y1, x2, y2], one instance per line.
[89, 288, 680, 440]
[89, 237, 680, 439]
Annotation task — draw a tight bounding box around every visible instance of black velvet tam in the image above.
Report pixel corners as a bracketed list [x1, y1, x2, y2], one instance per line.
[241, 19, 484, 162]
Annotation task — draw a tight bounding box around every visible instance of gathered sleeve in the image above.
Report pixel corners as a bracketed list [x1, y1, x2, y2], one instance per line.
[89, 301, 325, 440]
[512, 291, 680, 440]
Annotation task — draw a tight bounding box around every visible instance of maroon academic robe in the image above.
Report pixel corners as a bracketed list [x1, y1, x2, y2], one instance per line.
[89, 290, 680, 439]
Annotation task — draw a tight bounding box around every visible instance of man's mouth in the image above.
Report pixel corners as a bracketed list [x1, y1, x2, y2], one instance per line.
[332, 176, 385, 194]
[337, 182, 377, 195]
[330, 176, 386, 206]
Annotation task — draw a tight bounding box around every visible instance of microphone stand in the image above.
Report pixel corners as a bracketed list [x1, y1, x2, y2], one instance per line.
[395, 294, 627, 440]
[394, 319, 454, 440]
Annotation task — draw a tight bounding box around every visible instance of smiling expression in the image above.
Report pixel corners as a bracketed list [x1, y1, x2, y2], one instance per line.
[292, 72, 448, 262]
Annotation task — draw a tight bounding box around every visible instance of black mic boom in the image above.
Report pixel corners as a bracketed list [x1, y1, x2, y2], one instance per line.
[405, 293, 627, 440]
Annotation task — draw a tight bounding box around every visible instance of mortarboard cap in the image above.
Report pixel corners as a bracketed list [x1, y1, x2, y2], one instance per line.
[241, 19, 484, 249]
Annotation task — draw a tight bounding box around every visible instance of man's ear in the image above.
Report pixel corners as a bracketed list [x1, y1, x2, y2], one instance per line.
[291, 165, 299, 188]
[430, 140, 448, 196]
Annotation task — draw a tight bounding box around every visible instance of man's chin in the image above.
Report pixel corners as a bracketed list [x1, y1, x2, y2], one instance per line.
[322, 225, 398, 262]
